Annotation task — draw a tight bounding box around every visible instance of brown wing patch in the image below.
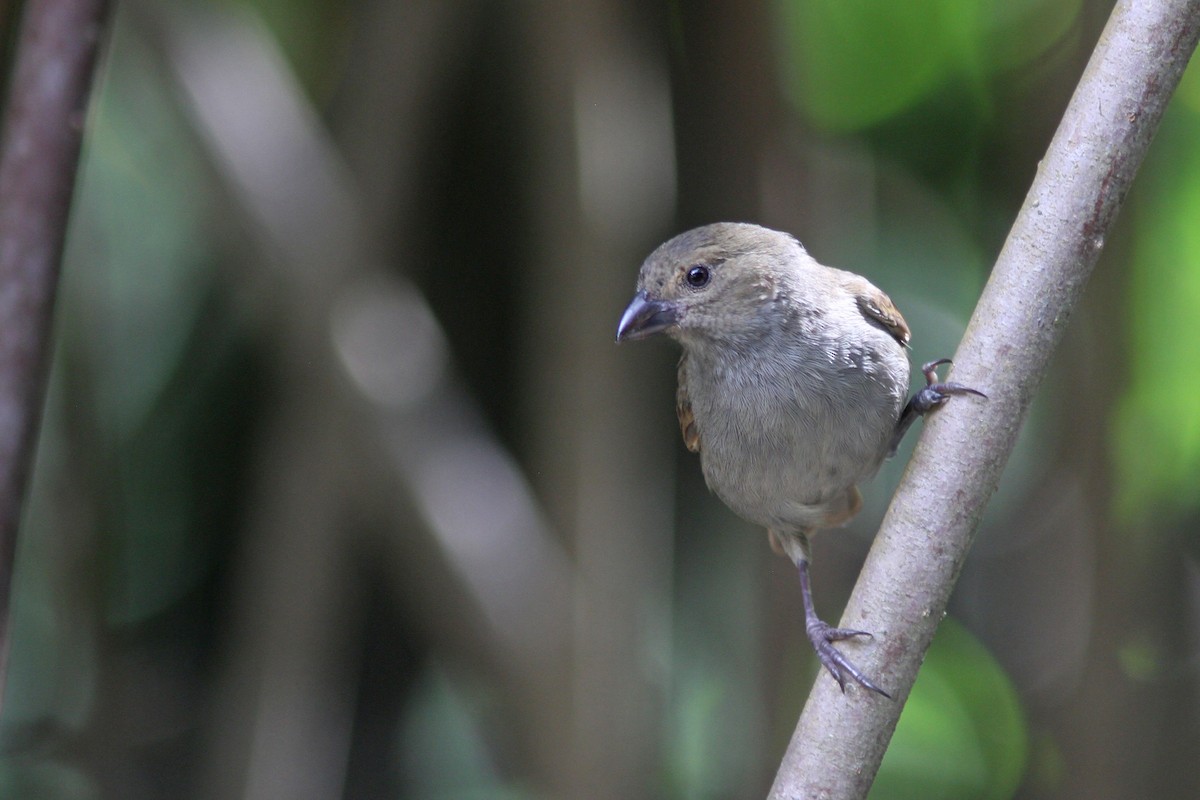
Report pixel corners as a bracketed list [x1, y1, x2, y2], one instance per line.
[856, 288, 911, 348]
[676, 355, 701, 453]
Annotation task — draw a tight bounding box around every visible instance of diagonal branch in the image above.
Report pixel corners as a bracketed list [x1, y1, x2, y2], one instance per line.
[769, 0, 1200, 797]
[0, 0, 110, 705]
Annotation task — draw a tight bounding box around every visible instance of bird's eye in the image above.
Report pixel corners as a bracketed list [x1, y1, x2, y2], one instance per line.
[685, 265, 711, 288]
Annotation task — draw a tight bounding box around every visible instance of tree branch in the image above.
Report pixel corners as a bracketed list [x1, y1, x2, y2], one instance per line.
[0, 0, 110, 704]
[769, 0, 1200, 796]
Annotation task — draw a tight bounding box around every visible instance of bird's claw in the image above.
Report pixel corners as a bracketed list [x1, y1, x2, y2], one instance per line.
[911, 359, 987, 414]
[807, 619, 891, 697]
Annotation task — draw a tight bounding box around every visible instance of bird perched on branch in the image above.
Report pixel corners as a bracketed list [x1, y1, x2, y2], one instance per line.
[615, 222, 984, 696]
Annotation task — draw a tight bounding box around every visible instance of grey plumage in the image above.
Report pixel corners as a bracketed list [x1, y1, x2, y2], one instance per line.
[617, 222, 982, 695]
[631, 222, 909, 534]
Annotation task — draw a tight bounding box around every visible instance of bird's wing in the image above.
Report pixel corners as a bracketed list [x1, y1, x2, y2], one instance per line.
[855, 285, 911, 348]
[676, 354, 701, 453]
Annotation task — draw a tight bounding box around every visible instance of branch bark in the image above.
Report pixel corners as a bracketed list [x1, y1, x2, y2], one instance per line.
[769, 0, 1200, 797]
[0, 0, 110, 704]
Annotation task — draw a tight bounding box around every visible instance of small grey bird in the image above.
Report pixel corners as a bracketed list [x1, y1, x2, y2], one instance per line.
[615, 222, 983, 696]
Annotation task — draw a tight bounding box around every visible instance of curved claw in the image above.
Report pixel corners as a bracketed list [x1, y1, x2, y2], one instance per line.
[937, 382, 988, 399]
[890, 358, 987, 455]
[821, 626, 873, 641]
[807, 620, 891, 698]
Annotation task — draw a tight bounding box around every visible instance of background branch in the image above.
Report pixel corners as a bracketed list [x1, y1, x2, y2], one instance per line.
[770, 0, 1200, 796]
[0, 0, 109, 706]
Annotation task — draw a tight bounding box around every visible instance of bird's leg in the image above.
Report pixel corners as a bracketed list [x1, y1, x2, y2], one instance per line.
[779, 531, 890, 697]
[889, 359, 986, 456]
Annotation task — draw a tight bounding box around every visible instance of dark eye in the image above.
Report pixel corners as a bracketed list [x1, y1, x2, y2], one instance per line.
[685, 265, 710, 288]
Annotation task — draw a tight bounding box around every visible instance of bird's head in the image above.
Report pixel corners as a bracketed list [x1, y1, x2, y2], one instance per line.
[615, 223, 801, 347]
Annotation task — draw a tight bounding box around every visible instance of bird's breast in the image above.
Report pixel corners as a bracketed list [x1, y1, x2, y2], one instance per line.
[685, 338, 907, 532]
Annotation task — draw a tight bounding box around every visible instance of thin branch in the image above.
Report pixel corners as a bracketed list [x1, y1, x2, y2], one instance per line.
[0, 0, 109, 704]
[769, 0, 1200, 797]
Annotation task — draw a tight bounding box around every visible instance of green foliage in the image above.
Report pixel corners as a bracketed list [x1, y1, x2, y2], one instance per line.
[871, 618, 1028, 800]
[1112, 59, 1200, 526]
[776, 0, 977, 132]
[63, 26, 229, 626]
[775, 0, 1081, 133]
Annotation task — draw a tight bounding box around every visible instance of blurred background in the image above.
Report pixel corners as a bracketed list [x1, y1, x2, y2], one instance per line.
[2, 0, 1199, 797]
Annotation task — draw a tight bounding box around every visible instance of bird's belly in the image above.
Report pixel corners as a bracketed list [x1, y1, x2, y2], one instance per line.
[695, 380, 900, 532]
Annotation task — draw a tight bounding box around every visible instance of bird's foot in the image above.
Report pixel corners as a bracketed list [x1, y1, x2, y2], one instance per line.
[888, 359, 986, 455]
[910, 358, 987, 414]
[806, 618, 891, 698]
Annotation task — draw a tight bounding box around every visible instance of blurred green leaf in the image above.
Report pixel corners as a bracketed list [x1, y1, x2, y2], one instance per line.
[774, 0, 1080, 132]
[978, 0, 1082, 73]
[1112, 63, 1200, 526]
[667, 669, 725, 799]
[65, 26, 212, 444]
[871, 618, 1027, 800]
[776, 0, 972, 131]
[1178, 48, 1200, 113]
[53, 19, 266, 628]
[63, 27, 227, 626]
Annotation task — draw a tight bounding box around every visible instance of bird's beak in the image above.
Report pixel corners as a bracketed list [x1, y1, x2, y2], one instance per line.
[616, 291, 679, 342]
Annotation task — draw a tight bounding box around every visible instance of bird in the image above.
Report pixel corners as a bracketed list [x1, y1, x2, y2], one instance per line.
[615, 222, 984, 696]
